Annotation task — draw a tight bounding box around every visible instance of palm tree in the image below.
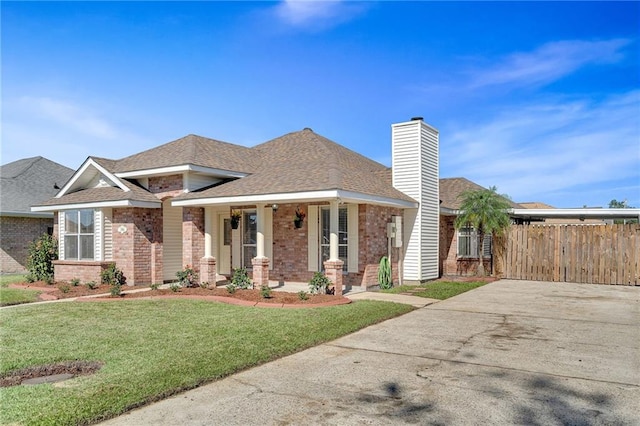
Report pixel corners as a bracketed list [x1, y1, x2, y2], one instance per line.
[454, 186, 512, 276]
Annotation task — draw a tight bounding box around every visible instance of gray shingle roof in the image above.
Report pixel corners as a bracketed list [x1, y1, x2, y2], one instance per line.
[175, 129, 416, 203]
[0, 157, 74, 214]
[113, 134, 258, 174]
[36, 178, 160, 207]
[439, 177, 521, 210]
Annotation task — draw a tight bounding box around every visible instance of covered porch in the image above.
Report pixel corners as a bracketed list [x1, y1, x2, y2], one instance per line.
[174, 192, 414, 296]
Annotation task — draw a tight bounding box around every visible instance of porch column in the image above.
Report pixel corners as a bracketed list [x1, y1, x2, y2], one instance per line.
[252, 203, 269, 287]
[324, 200, 344, 295]
[256, 204, 265, 258]
[200, 207, 217, 286]
[329, 200, 339, 261]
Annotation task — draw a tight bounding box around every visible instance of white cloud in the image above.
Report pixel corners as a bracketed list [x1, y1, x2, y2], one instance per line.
[273, 0, 366, 29]
[1, 96, 153, 168]
[469, 39, 631, 89]
[17, 96, 118, 139]
[440, 90, 640, 207]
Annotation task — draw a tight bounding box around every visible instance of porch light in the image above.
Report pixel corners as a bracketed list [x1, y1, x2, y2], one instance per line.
[272, 204, 279, 212]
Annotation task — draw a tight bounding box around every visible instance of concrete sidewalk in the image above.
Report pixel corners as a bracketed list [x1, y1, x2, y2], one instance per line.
[100, 280, 639, 425]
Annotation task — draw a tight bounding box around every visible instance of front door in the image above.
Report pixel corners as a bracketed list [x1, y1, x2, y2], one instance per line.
[218, 214, 231, 275]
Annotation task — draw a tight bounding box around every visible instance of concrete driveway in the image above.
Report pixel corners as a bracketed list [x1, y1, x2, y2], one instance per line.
[101, 280, 639, 425]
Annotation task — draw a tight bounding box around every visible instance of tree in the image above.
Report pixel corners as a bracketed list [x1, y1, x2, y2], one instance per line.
[454, 186, 512, 276]
[608, 199, 638, 224]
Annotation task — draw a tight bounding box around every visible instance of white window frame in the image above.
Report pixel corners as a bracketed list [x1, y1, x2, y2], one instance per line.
[63, 209, 96, 261]
[457, 227, 491, 259]
[319, 206, 349, 272]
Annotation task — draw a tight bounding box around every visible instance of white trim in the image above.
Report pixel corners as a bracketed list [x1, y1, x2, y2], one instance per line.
[57, 158, 129, 197]
[307, 205, 319, 271]
[511, 208, 640, 219]
[32, 200, 161, 212]
[115, 164, 248, 179]
[172, 190, 418, 209]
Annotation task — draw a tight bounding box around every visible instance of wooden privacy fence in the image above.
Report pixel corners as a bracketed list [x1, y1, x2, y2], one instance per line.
[500, 224, 639, 285]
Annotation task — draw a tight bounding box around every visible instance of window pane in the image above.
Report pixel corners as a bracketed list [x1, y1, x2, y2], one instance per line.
[243, 212, 256, 244]
[338, 208, 348, 244]
[339, 246, 348, 271]
[320, 246, 330, 269]
[80, 235, 94, 260]
[321, 208, 330, 244]
[243, 246, 256, 269]
[80, 210, 94, 233]
[483, 235, 492, 258]
[65, 235, 78, 260]
[65, 211, 78, 234]
[223, 219, 232, 246]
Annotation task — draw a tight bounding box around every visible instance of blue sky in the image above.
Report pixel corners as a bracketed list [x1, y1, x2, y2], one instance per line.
[2, 1, 639, 208]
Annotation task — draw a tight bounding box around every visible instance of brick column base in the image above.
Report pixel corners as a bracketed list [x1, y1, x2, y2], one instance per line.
[251, 257, 270, 288]
[324, 259, 345, 296]
[200, 257, 217, 287]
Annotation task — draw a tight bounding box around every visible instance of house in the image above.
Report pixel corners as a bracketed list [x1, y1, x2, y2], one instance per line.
[516, 202, 605, 224]
[0, 157, 74, 273]
[33, 118, 441, 294]
[438, 177, 523, 276]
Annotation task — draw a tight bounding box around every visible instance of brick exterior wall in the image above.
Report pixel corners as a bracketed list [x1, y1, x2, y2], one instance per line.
[267, 203, 401, 289]
[440, 214, 490, 276]
[53, 260, 112, 284]
[112, 207, 163, 285]
[351, 205, 402, 288]
[182, 207, 204, 272]
[0, 216, 53, 273]
[148, 174, 184, 200]
[270, 203, 314, 283]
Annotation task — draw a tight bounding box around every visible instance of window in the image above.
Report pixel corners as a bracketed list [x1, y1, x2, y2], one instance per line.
[64, 210, 95, 260]
[457, 227, 491, 258]
[320, 207, 348, 271]
[242, 211, 257, 269]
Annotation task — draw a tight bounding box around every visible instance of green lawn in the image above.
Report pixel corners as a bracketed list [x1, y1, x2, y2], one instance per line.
[381, 280, 490, 299]
[0, 274, 27, 286]
[0, 274, 39, 307]
[0, 299, 413, 425]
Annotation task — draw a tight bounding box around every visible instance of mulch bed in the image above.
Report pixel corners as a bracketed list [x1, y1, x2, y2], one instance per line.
[9, 282, 349, 307]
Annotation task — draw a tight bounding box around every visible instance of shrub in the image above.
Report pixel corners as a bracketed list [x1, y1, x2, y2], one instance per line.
[101, 263, 126, 286]
[59, 284, 70, 294]
[298, 291, 308, 301]
[70, 278, 80, 287]
[86, 281, 98, 290]
[110, 284, 122, 297]
[199, 281, 209, 289]
[176, 265, 198, 288]
[378, 256, 393, 290]
[25, 234, 58, 284]
[226, 283, 237, 294]
[231, 268, 252, 289]
[150, 283, 160, 290]
[260, 285, 272, 299]
[169, 282, 180, 292]
[309, 272, 330, 295]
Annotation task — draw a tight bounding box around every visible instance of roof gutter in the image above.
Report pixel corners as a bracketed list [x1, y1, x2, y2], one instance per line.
[1, 211, 54, 218]
[510, 208, 640, 220]
[31, 200, 161, 212]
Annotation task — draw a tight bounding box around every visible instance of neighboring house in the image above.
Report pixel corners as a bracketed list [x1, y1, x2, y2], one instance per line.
[0, 157, 74, 273]
[438, 177, 523, 276]
[33, 119, 440, 294]
[517, 202, 605, 224]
